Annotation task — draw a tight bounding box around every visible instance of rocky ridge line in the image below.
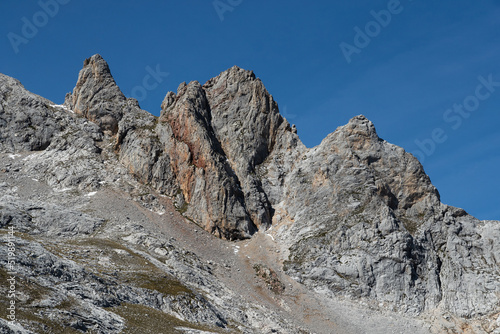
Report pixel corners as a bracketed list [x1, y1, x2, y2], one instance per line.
[0, 54, 498, 333]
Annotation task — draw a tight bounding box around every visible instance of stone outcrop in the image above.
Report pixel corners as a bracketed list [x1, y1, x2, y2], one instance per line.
[203, 66, 282, 230]
[64, 54, 137, 134]
[0, 55, 498, 333]
[157, 81, 255, 239]
[114, 64, 301, 239]
[276, 116, 499, 317]
[0, 73, 62, 152]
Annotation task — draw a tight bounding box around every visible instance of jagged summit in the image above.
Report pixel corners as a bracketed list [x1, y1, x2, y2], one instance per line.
[323, 114, 380, 145]
[205, 65, 257, 87]
[83, 53, 106, 65]
[0, 56, 498, 333]
[64, 54, 132, 134]
[346, 114, 376, 132]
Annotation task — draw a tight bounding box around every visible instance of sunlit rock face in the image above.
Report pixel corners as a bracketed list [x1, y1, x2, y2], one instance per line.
[0, 55, 498, 333]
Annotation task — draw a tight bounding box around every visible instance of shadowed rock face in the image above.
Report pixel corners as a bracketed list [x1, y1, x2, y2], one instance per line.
[0, 55, 498, 329]
[114, 65, 298, 239]
[158, 81, 256, 239]
[203, 66, 285, 231]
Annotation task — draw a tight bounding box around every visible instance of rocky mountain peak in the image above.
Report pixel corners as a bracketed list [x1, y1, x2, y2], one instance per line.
[315, 113, 440, 214]
[204, 66, 283, 167]
[324, 114, 380, 149]
[0, 73, 59, 152]
[65, 54, 128, 134]
[206, 65, 257, 86]
[0, 56, 499, 333]
[82, 54, 114, 80]
[346, 114, 377, 135]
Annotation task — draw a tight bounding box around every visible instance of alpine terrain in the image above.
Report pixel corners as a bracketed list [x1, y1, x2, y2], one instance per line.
[0, 54, 498, 334]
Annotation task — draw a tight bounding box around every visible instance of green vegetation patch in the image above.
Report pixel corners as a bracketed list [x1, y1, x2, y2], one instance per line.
[0, 268, 82, 334]
[57, 238, 195, 298]
[176, 201, 189, 214]
[400, 217, 419, 235]
[132, 273, 193, 297]
[110, 303, 224, 334]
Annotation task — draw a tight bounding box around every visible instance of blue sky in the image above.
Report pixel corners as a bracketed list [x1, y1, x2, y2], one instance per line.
[1, 0, 499, 220]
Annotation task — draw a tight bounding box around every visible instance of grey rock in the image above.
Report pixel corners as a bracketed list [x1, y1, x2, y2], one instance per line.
[0, 55, 498, 333]
[157, 81, 255, 239]
[0, 319, 34, 334]
[0, 73, 62, 152]
[0, 72, 107, 191]
[0, 195, 103, 237]
[203, 66, 283, 229]
[64, 54, 136, 134]
[278, 115, 499, 318]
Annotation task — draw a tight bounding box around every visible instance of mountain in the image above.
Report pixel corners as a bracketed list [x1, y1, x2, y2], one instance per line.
[0, 54, 498, 334]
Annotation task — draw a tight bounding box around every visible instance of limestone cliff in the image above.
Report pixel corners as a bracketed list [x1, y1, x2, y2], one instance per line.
[0, 55, 498, 333]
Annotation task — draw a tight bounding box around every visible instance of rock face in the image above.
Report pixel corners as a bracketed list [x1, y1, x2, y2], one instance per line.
[275, 116, 499, 317]
[114, 65, 300, 239]
[157, 81, 255, 239]
[0, 54, 499, 333]
[0, 73, 62, 152]
[0, 72, 106, 190]
[203, 66, 283, 230]
[64, 54, 135, 134]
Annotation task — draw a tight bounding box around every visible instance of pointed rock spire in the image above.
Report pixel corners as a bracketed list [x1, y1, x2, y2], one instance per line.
[345, 114, 379, 140]
[65, 54, 127, 134]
